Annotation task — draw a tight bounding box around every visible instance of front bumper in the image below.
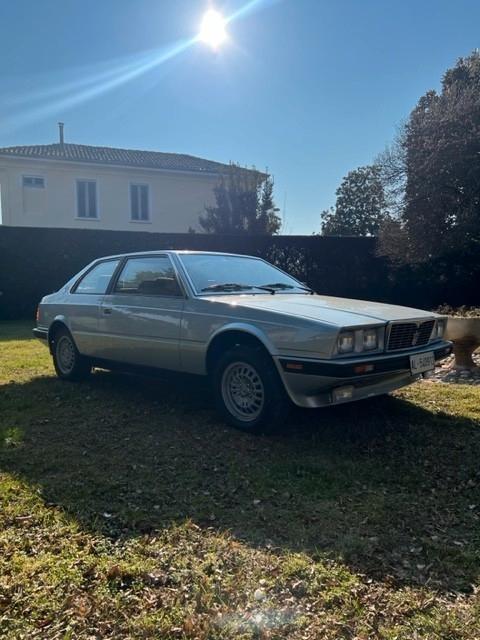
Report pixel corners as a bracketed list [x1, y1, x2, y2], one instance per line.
[275, 341, 453, 408]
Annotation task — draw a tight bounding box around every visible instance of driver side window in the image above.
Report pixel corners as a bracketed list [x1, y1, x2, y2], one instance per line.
[114, 256, 182, 297]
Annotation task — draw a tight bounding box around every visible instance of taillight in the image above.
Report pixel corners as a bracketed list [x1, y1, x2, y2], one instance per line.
[35, 306, 40, 322]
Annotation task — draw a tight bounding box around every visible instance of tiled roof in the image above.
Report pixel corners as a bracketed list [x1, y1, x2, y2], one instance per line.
[0, 142, 253, 175]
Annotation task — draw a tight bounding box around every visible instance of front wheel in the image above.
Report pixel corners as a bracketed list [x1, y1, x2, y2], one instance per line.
[51, 327, 91, 381]
[212, 345, 290, 433]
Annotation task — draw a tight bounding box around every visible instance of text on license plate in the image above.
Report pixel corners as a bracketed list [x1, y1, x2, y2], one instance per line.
[410, 352, 435, 374]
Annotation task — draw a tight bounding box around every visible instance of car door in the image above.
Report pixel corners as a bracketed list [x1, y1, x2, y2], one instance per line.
[67, 258, 121, 357]
[97, 254, 184, 370]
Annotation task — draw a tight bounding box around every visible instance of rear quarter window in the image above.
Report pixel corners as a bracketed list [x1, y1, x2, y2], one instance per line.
[73, 260, 120, 295]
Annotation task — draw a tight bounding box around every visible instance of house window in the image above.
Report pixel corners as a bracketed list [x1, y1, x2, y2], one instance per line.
[77, 180, 98, 219]
[22, 176, 46, 215]
[130, 184, 150, 221]
[23, 176, 45, 188]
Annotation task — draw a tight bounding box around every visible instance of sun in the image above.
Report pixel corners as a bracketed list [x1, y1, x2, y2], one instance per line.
[198, 9, 228, 49]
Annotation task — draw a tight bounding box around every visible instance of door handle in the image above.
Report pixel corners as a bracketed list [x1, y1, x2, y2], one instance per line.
[103, 308, 112, 315]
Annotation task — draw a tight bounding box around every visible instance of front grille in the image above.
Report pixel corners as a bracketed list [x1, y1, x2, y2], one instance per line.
[387, 320, 435, 351]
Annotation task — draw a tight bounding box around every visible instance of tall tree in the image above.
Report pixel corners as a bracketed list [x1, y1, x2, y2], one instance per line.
[253, 174, 281, 234]
[199, 164, 281, 234]
[375, 128, 407, 220]
[403, 51, 480, 259]
[320, 165, 390, 236]
[379, 51, 480, 262]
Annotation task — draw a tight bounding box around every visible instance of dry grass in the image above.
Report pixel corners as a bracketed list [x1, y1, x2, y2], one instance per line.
[1, 321, 479, 639]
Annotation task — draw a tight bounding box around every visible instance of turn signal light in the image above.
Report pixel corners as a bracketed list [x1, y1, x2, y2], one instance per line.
[285, 362, 304, 371]
[354, 364, 375, 374]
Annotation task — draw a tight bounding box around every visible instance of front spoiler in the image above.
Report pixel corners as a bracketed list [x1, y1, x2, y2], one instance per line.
[275, 341, 452, 408]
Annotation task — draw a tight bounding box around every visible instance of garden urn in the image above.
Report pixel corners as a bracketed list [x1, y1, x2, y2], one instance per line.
[445, 317, 480, 370]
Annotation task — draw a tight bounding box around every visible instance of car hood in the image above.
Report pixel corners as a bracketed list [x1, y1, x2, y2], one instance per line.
[205, 293, 435, 327]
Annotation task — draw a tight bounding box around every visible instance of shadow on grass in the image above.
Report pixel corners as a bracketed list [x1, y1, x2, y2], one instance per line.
[1, 369, 479, 593]
[0, 321, 34, 341]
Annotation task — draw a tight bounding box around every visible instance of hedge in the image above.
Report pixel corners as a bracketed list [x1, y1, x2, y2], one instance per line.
[0, 226, 478, 320]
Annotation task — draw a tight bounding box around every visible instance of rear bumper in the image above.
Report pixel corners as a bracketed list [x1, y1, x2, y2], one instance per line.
[33, 327, 48, 342]
[275, 341, 453, 408]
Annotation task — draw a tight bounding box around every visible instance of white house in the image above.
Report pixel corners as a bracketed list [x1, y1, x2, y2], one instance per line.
[0, 126, 256, 233]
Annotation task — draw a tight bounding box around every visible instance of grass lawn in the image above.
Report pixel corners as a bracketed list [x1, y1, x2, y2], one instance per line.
[1, 321, 479, 639]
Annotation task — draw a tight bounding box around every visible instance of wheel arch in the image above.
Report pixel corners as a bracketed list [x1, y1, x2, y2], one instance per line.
[47, 317, 69, 354]
[205, 324, 276, 376]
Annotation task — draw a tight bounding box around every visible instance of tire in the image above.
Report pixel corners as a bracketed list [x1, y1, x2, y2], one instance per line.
[212, 345, 290, 433]
[51, 326, 91, 381]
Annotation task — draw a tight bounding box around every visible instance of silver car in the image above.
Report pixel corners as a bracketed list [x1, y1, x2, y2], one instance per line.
[33, 250, 452, 432]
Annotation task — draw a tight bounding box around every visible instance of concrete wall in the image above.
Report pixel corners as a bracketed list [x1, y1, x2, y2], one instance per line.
[0, 157, 219, 232]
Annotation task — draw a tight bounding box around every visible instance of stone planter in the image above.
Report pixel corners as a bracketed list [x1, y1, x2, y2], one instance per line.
[445, 317, 480, 370]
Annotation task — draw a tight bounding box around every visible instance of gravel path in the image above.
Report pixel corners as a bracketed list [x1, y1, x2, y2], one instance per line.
[425, 351, 480, 384]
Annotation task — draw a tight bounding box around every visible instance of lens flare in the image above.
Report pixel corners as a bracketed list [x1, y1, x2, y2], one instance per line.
[198, 9, 228, 49]
[0, 0, 279, 134]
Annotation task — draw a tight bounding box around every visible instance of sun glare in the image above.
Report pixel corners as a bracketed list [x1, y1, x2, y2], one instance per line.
[199, 9, 228, 49]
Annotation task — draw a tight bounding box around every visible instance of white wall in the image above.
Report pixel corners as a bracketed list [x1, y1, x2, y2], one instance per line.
[0, 157, 219, 232]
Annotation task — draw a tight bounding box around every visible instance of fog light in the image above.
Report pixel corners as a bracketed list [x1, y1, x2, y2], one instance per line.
[332, 385, 354, 402]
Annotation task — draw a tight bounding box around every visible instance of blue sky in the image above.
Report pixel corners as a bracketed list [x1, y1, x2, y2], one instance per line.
[1, 0, 479, 233]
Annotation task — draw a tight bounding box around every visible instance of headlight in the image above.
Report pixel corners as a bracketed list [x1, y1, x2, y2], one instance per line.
[363, 328, 378, 350]
[337, 327, 382, 355]
[435, 319, 446, 339]
[338, 331, 354, 353]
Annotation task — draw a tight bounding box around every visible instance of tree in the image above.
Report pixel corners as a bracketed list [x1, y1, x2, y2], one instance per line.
[255, 173, 282, 233]
[404, 52, 480, 259]
[375, 130, 409, 262]
[375, 127, 407, 220]
[199, 164, 281, 234]
[379, 50, 480, 263]
[320, 165, 390, 236]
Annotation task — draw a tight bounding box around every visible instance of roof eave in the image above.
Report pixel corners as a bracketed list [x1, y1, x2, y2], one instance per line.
[0, 152, 230, 178]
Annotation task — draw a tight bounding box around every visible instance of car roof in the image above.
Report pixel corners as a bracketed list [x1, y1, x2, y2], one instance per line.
[95, 250, 260, 261]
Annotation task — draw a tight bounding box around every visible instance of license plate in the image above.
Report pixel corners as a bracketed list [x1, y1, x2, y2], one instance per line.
[410, 352, 435, 374]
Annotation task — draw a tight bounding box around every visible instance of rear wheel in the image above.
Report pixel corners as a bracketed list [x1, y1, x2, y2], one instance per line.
[212, 345, 289, 433]
[51, 327, 91, 381]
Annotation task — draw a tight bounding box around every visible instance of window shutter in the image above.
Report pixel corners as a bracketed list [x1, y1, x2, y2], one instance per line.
[87, 182, 96, 218]
[77, 181, 86, 218]
[140, 185, 148, 220]
[131, 185, 139, 220]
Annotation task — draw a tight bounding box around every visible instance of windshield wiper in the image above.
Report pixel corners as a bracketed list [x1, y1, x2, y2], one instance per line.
[201, 283, 278, 294]
[260, 282, 315, 294]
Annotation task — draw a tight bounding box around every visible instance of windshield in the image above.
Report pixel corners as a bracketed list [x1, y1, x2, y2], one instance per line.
[178, 253, 307, 294]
